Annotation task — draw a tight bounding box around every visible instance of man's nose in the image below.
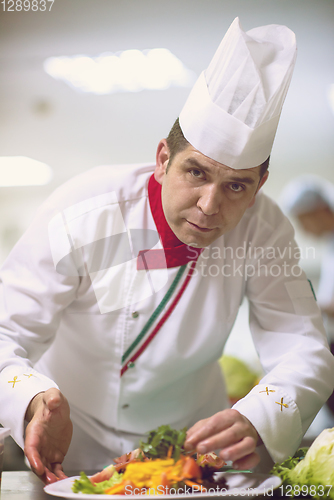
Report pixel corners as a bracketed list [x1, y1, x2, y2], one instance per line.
[197, 185, 221, 215]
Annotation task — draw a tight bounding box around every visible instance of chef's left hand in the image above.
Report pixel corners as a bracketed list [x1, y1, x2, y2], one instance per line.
[184, 409, 260, 470]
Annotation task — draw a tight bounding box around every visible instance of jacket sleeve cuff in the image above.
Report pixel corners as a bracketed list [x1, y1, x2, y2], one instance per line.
[0, 366, 59, 449]
[232, 383, 303, 464]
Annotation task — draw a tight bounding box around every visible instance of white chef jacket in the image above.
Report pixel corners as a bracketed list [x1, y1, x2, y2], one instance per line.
[0, 163, 333, 466]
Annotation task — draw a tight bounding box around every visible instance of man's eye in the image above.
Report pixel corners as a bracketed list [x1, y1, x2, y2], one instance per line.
[190, 169, 204, 179]
[230, 183, 243, 192]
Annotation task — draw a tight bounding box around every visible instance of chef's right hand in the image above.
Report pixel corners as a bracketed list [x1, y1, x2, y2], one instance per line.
[24, 388, 73, 484]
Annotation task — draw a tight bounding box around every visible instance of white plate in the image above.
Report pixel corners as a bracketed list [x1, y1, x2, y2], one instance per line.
[44, 472, 282, 499]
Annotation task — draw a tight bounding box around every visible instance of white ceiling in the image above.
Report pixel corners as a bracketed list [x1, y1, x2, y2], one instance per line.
[0, 0, 333, 261]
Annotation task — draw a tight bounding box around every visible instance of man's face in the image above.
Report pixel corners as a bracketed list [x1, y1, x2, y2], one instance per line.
[154, 140, 268, 248]
[297, 207, 334, 237]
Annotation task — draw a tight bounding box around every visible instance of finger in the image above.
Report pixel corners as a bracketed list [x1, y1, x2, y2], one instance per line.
[186, 419, 208, 440]
[24, 446, 45, 476]
[185, 428, 214, 451]
[185, 411, 233, 449]
[44, 388, 62, 411]
[218, 436, 257, 462]
[232, 451, 260, 471]
[33, 464, 58, 485]
[44, 467, 61, 485]
[56, 469, 68, 480]
[196, 420, 254, 455]
[52, 462, 67, 480]
[183, 447, 197, 455]
[186, 413, 228, 439]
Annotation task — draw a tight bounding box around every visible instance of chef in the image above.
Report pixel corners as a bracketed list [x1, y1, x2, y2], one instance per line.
[0, 17, 334, 485]
[280, 175, 334, 320]
[280, 175, 334, 415]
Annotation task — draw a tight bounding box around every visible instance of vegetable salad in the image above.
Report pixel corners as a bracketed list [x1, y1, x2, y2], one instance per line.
[72, 424, 226, 495]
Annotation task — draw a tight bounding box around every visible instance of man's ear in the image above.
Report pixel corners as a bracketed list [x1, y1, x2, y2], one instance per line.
[248, 171, 269, 208]
[154, 139, 170, 185]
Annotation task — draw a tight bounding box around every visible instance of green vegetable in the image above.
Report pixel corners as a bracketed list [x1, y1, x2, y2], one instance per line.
[139, 424, 187, 461]
[72, 470, 123, 494]
[272, 428, 334, 499]
[271, 447, 308, 481]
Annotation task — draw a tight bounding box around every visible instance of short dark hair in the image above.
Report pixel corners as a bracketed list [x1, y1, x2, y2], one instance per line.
[259, 156, 270, 178]
[166, 117, 270, 178]
[166, 118, 190, 165]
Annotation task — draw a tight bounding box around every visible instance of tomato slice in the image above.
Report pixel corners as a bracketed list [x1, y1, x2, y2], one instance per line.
[182, 456, 202, 479]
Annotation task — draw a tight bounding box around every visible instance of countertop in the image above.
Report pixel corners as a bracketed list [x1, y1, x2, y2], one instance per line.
[1, 470, 54, 499]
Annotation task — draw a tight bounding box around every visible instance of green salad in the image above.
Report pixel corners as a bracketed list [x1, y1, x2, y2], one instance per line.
[71, 425, 188, 495]
[139, 424, 187, 461]
[72, 470, 124, 495]
[272, 428, 334, 499]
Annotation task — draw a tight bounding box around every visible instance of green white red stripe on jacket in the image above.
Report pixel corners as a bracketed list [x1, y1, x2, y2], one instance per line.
[121, 261, 197, 376]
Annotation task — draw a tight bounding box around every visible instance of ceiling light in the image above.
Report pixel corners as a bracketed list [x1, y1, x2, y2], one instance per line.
[44, 48, 196, 94]
[0, 157, 53, 186]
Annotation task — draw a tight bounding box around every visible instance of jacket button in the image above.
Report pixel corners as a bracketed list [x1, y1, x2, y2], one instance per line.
[127, 362, 135, 369]
[122, 404, 129, 409]
[132, 311, 139, 318]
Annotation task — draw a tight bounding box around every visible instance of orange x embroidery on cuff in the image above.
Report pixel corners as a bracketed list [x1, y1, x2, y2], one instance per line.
[8, 376, 21, 388]
[259, 387, 275, 396]
[275, 397, 289, 411]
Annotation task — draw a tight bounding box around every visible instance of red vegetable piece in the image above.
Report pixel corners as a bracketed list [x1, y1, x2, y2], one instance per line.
[182, 456, 202, 479]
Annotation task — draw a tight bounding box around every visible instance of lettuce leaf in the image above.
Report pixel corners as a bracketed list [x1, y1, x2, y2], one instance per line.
[271, 447, 308, 482]
[72, 470, 123, 494]
[139, 424, 187, 461]
[272, 428, 334, 499]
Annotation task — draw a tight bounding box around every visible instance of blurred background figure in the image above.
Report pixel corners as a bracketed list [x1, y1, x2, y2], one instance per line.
[280, 175, 334, 420]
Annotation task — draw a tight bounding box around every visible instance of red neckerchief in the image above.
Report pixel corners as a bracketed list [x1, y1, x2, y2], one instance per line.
[137, 174, 203, 270]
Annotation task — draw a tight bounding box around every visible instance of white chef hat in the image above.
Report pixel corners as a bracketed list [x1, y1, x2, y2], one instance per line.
[279, 175, 334, 217]
[179, 17, 297, 169]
